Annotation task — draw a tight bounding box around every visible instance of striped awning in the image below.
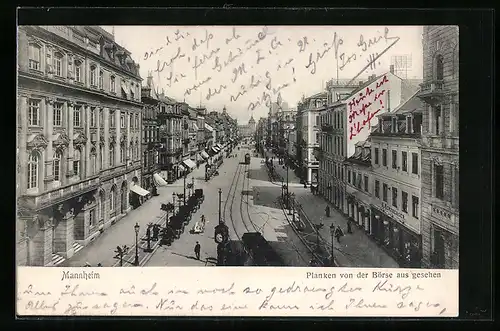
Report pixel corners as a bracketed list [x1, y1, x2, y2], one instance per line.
[201, 151, 210, 159]
[153, 173, 168, 186]
[182, 159, 196, 170]
[212, 147, 220, 154]
[178, 164, 185, 172]
[129, 183, 150, 196]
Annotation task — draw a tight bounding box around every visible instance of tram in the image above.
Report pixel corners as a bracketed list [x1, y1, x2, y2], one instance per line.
[244, 153, 251, 164]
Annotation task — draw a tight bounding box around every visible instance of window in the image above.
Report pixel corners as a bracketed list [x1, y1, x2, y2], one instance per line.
[110, 76, 116, 93]
[74, 60, 82, 82]
[53, 103, 62, 126]
[392, 150, 397, 169]
[364, 175, 369, 192]
[89, 209, 95, 227]
[402, 191, 408, 213]
[402, 151, 408, 172]
[392, 187, 398, 208]
[73, 148, 81, 176]
[129, 142, 133, 162]
[99, 109, 104, 128]
[382, 183, 388, 202]
[434, 106, 442, 135]
[382, 148, 387, 166]
[99, 70, 104, 89]
[100, 146, 104, 169]
[375, 180, 380, 198]
[412, 153, 419, 174]
[90, 108, 96, 127]
[53, 150, 62, 181]
[109, 145, 115, 167]
[110, 111, 115, 128]
[27, 151, 39, 189]
[28, 99, 40, 126]
[315, 133, 320, 144]
[435, 164, 444, 199]
[28, 44, 41, 70]
[120, 113, 125, 128]
[135, 114, 139, 128]
[412, 195, 419, 219]
[120, 143, 126, 163]
[53, 52, 63, 76]
[90, 65, 97, 86]
[99, 192, 105, 220]
[73, 106, 81, 127]
[90, 148, 97, 175]
[435, 54, 444, 80]
[352, 172, 356, 186]
[374, 148, 379, 165]
[110, 188, 115, 211]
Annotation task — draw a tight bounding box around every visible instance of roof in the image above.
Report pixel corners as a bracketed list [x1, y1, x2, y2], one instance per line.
[381, 92, 422, 116]
[348, 73, 388, 96]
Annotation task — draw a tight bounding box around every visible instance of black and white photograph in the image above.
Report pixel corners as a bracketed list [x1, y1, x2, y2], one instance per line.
[16, 24, 459, 270]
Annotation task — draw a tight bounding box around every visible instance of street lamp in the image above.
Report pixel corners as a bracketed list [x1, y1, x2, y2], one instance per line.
[218, 188, 223, 224]
[183, 171, 187, 205]
[172, 192, 176, 214]
[134, 222, 140, 266]
[329, 223, 336, 266]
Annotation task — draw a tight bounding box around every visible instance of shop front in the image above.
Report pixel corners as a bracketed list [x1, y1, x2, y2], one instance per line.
[370, 203, 422, 268]
[345, 186, 372, 233]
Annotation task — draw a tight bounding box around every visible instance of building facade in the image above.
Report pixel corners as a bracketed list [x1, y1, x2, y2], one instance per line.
[17, 26, 143, 266]
[296, 92, 327, 186]
[417, 26, 459, 269]
[369, 94, 424, 267]
[157, 97, 183, 183]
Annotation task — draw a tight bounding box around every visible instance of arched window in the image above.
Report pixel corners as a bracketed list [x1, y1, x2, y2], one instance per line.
[73, 148, 81, 176]
[99, 191, 105, 220]
[435, 54, 444, 81]
[53, 52, 63, 77]
[53, 149, 63, 181]
[90, 148, 97, 175]
[110, 75, 116, 93]
[120, 143, 126, 163]
[99, 70, 104, 89]
[109, 144, 115, 167]
[28, 43, 41, 70]
[27, 151, 39, 189]
[109, 187, 115, 212]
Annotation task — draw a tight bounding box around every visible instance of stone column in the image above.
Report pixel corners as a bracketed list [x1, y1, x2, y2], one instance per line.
[18, 95, 28, 192]
[115, 109, 121, 165]
[66, 101, 75, 178]
[103, 107, 110, 169]
[30, 215, 53, 266]
[44, 98, 54, 187]
[53, 208, 75, 259]
[85, 105, 91, 177]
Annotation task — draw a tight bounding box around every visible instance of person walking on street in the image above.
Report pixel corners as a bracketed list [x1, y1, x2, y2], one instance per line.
[194, 241, 201, 260]
[325, 205, 331, 217]
[347, 219, 352, 234]
[334, 226, 344, 243]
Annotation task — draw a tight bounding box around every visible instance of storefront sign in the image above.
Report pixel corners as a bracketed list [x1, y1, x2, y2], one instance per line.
[379, 202, 406, 224]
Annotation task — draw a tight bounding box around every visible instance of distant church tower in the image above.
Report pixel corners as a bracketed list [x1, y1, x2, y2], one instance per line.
[248, 114, 256, 134]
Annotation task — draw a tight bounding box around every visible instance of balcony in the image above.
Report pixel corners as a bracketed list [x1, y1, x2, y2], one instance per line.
[321, 123, 333, 132]
[422, 135, 459, 151]
[18, 176, 101, 212]
[417, 80, 449, 104]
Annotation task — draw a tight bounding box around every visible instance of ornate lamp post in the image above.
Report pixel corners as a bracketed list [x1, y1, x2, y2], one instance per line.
[134, 222, 140, 266]
[329, 223, 336, 266]
[172, 192, 176, 214]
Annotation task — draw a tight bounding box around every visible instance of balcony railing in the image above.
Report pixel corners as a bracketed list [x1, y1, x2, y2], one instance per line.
[417, 80, 448, 103]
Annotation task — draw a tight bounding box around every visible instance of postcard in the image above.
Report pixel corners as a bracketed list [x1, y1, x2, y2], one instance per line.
[16, 24, 459, 317]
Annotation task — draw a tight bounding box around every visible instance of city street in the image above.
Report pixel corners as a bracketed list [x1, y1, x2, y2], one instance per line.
[268, 151, 399, 268]
[146, 145, 312, 266]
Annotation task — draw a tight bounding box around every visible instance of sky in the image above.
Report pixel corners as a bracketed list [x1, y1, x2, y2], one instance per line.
[102, 25, 423, 123]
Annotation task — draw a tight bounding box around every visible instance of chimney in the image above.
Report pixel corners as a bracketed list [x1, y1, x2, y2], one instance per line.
[390, 65, 395, 74]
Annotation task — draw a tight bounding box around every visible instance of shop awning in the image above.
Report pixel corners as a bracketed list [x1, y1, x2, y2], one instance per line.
[178, 164, 185, 172]
[216, 143, 222, 149]
[129, 183, 150, 197]
[153, 173, 168, 186]
[212, 147, 219, 154]
[205, 123, 214, 132]
[182, 159, 197, 170]
[193, 123, 199, 130]
[201, 151, 210, 159]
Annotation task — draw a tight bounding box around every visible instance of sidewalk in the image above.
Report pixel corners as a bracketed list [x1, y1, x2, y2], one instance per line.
[292, 191, 399, 268]
[65, 164, 208, 267]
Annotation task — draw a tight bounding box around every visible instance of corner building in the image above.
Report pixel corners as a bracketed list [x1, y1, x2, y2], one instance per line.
[17, 26, 143, 266]
[417, 26, 459, 269]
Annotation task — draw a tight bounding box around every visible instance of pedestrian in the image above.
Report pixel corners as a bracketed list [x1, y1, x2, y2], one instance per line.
[335, 225, 344, 243]
[347, 219, 352, 234]
[325, 205, 330, 218]
[194, 241, 201, 260]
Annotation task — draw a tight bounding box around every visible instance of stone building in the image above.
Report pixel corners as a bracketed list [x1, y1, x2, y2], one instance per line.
[157, 96, 183, 183]
[17, 26, 143, 266]
[417, 26, 459, 269]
